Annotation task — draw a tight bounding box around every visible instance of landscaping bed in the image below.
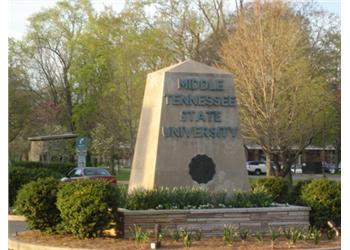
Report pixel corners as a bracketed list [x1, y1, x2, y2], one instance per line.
[117, 205, 310, 238]
[11, 177, 340, 249]
[13, 230, 341, 250]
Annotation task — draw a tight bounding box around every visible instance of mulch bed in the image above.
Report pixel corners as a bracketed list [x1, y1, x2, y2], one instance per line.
[15, 230, 340, 250]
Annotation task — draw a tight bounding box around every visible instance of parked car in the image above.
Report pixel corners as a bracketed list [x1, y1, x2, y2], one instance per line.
[328, 162, 340, 174]
[61, 167, 117, 185]
[246, 161, 266, 175]
[291, 164, 303, 174]
[300, 161, 333, 174]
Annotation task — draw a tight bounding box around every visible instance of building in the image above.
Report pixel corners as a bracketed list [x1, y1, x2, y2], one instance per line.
[28, 133, 78, 163]
[244, 144, 336, 164]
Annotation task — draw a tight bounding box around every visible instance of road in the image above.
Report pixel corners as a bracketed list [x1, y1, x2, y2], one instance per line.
[249, 173, 341, 181]
[8, 216, 27, 238]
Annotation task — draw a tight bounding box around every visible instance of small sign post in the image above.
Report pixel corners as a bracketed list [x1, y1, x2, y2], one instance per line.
[76, 137, 88, 168]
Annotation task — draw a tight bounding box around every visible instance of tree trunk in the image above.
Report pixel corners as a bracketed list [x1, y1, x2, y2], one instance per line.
[265, 152, 272, 176]
[63, 68, 75, 132]
[281, 152, 293, 189]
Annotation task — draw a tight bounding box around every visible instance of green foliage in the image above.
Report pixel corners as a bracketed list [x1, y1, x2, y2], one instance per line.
[270, 228, 281, 242]
[9, 165, 62, 206]
[56, 179, 118, 238]
[289, 180, 312, 205]
[180, 228, 193, 248]
[282, 227, 303, 246]
[170, 229, 181, 241]
[129, 224, 150, 243]
[14, 177, 61, 232]
[12, 161, 75, 175]
[226, 189, 273, 208]
[300, 179, 340, 228]
[223, 225, 237, 245]
[305, 226, 322, 244]
[251, 177, 289, 203]
[126, 187, 273, 210]
[115, 184, 128, 208]
[255, 231, 264, 242]
[126, 186, 212, 210]
[326, 228, 336, 240]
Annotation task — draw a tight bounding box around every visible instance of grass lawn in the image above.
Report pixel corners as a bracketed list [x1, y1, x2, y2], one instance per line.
[116, 168, 131, 181]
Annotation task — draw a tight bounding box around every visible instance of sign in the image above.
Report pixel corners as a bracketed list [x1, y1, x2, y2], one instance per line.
[76, 136, 88, 168]
[77, 155, 86, 168]
[76, 137, 88, 151]
[128, 60, 250, 192]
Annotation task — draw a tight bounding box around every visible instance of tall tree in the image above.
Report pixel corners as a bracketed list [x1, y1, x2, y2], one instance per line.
[71, 6, 175, 162]
[24, 0, 94, 132]
[126, 0, 231, 65]
[307, 11, 341, 166]
[220, 0, 327, 178]
[8, 39, 34, 143]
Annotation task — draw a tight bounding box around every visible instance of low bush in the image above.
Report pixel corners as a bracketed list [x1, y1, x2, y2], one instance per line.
[11, 161, 74, 175]
[126, 186, 273, 210]
[56, 179, 118, 238]
[223, 225, 238, 245]
[129, 224, 150, 243]
[126, 186, 213, 210]
[9, 166, 62, 206]
[251, 177, 289, 203]
[9, 161, 75, 206]
[115, 184, 128, 208]
[14, 177, 61, 232]
[227, 189, 273, 208]
[289, 180, 312, 205]
[299, 178, 340, 228]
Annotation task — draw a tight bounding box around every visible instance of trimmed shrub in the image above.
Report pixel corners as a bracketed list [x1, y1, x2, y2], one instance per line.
[56, 179, 118, 238]
[251, 177, 289, 203]
[228, 189, 273, 208]
[9, 161, 75, 206]
[14, 177, 61, 232]
[12, 161, 74, 175]
[300, 178, 340, 228]
[9, 166, 62, 206]
[126, 187, 213, 210]
[126, 186, 273, 210]
[289, 180, 312, 205]
[115, 184, 128, 208]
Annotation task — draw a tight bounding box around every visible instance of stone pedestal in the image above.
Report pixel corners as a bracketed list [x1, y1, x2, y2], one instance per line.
[128, 60, 250, 192]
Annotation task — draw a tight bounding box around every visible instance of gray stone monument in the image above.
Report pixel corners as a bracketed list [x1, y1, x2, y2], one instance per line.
[128, 60, 250, 192]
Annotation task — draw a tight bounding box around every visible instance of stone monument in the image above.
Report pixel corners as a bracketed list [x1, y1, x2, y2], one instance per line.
[128, 60, 250, 192]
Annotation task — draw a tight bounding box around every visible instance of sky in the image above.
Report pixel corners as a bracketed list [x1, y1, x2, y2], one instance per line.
[8, 0, 341, 40]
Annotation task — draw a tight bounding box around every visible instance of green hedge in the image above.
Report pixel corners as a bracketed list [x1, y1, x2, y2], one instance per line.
[289, 180, 312, 205]
[300, 179, 340, 228]
[15, 177, 61, 232]
[11, 161, 74, 175]
[251, 177, 289, 203]
[9, 161, 75, 206]
[56, 179, 119, 238]
[9, 166, 62, 206]
[126, 186, 273, 210]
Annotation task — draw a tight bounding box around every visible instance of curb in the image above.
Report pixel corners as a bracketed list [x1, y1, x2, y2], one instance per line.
[8, 238, 341, 250]
[8, 215, 26, 221]
[8, 238, 91, 250]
